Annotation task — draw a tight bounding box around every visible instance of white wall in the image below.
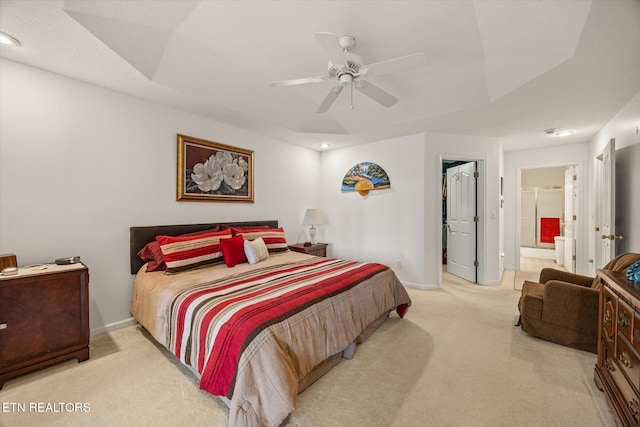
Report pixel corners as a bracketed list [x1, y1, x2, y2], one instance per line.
[503, 143, 590, 272]
[320, 131, 502, 290]
[0, 59, 320, 334]
[319, 134, 425, 288]
[587, 90, 640, 273]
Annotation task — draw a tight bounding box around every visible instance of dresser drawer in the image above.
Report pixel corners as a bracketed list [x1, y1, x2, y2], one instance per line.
[617, 333, 640, 393]
[604, 344, 640, 425]
[619, 298, 634, 343]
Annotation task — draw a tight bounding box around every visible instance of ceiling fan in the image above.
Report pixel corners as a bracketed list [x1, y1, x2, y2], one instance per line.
[268, 32, 427, 113]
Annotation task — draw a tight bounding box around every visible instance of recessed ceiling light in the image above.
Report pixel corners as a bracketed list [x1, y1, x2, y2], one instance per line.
[0, 32, 21, 47]
[320, 143, 330, 149]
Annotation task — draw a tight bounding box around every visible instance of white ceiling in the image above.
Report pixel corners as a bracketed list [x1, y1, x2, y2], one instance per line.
[1, 0, 639, 152]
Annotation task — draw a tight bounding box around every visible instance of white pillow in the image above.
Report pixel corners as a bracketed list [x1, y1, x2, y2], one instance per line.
[244, 237, 269, 265]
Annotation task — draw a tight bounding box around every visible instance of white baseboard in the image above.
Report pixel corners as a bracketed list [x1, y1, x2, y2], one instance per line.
[520, 247, 556, 259]
[90, 317, 137, 337]
[402, 281, 439, 291]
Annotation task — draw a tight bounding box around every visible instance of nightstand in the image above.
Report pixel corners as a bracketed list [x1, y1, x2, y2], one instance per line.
[0, 263, 89, 388]
[288, 243, 328, 257]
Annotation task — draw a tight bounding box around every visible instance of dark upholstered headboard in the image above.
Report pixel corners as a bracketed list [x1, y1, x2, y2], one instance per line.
[130, 220, 278, 274]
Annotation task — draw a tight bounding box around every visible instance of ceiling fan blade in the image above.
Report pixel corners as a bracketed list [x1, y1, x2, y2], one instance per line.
[354, 80, 398, 107]
[317, 84, 345, 113]
[268, 76, 329, 87]
[315, 32, 347, 67]
[358, 52, 427, 77]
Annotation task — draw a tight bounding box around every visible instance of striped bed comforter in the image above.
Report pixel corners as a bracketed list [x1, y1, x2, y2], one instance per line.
[132, 253, 411, 427]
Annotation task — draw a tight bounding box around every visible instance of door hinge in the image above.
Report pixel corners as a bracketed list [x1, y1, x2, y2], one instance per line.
[572, 215, 577, 220]
[474, 260, 479, 267]
[572, 255, 576, 261]
[474, 171, 479, 178]
[573, 175, 577, 181]
[474, 216, 479, 222]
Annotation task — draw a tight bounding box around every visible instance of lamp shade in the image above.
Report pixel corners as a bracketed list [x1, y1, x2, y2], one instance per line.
[302, 209, 323, 226]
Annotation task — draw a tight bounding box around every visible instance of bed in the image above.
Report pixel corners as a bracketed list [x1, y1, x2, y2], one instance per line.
[129, 220, 411, 427]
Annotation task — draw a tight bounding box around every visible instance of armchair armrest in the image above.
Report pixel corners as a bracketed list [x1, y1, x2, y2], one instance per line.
[539, 268, 594, 288]
[541, 280, 599, 336]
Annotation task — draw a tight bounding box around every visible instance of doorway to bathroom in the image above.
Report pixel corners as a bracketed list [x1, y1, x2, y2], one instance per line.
[519, 165, 578, 274]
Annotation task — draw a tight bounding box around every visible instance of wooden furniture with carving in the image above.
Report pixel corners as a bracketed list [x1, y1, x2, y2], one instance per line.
[288, 242, 328, 257]
[594, 269, 640, 427]
[0, 263, 89, 389]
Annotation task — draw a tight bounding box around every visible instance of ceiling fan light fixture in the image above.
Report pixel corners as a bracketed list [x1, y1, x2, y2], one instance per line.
[0, 32, 21, 47]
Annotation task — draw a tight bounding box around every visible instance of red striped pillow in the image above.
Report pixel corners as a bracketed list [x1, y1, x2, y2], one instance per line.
[156, 229, 232, 273]
[235, 227, 289, 253]
[137, 227, 221, 273]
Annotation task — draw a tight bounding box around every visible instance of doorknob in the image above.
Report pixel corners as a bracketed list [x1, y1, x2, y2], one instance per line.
[601, 234, 624, 240]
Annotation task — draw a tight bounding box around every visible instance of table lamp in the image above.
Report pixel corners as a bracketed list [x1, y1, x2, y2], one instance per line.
[302, 209, 323, 244]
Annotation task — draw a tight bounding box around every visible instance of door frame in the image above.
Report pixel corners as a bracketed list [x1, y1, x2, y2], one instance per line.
[594, 138, 616, 269]
[514, 161, 585, 272]
[440, 157, 485, 285]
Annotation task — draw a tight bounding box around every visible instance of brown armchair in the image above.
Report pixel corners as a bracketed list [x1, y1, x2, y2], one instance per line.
[517, 253, 640, 353]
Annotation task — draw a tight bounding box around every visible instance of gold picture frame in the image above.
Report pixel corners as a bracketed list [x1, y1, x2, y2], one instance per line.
[177, 134, 254, 203]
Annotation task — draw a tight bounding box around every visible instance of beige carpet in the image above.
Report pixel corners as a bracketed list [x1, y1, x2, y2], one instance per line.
[1, 272, 616, 427]
[512, 256, 568, 291]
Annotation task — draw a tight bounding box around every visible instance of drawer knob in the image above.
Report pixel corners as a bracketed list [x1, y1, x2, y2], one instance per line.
[0, 322, 7, 330]
[605, 358, 616, 372]
[618, 351, 633, 368]
[630, 400, 639, 416]
[618, 312, 629, 327]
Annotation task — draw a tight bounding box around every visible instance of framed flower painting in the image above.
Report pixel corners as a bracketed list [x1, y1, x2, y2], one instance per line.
[177, 134, 254, 203]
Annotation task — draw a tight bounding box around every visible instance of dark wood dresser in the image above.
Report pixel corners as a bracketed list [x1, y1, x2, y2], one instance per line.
[595, 269, 640, 426]
[0, 263, 89, 388]
[288, 243, 328, 257]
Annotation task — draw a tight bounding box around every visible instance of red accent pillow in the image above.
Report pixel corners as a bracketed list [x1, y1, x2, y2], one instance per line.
[137, 241, 166, 272]
[220, 235, 248, 267]
[156, 229, 232, 273]
[235, 227, 289, 253]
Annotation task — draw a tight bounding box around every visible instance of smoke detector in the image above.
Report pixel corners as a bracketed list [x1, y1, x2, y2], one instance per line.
[545, 128, 575, 137]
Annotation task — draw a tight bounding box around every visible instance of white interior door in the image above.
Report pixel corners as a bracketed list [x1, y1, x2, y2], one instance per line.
[564, 166, 576, 272]
[598, 139, 617, 265]
[446, 162, 477, 282]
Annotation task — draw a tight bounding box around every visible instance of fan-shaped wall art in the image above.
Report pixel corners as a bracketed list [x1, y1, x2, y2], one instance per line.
[341, 162, 391, 196]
